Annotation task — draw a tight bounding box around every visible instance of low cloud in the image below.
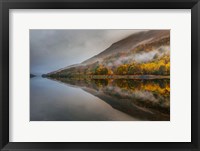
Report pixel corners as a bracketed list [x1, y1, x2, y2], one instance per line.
[104, 46, 169, 67]
[30, 29, 145, 75]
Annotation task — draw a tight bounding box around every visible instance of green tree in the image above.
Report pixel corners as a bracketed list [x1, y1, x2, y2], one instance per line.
[159, 65, 166, 75]
[115, 64, 128, 75]
[94, 65, 108, 75]
[128, 64, 140, 75]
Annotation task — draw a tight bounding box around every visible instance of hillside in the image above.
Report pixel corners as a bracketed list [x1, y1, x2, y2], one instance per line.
[44, 30, 170, 78]
[83, 30, 169, 64]
[30, 74, 36, 78]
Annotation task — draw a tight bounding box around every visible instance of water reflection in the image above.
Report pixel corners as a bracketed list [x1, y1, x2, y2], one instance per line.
[30, 77, 137, 121]
[48, 77, 170, 121]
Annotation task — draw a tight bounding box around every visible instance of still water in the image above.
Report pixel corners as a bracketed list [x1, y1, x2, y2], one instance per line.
[30, 77, 170, 121]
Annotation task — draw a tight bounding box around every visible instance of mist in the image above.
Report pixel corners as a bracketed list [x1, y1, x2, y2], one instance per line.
[30, 29, 146, 75]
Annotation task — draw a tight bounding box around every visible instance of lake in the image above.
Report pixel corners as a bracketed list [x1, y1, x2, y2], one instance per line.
[30, 77, 170, 121]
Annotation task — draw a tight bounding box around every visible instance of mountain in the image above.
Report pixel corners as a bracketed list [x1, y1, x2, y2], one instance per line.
[82, 30, 169, 64]
[30, 74, 36, 78]
[44, 30, 170, 78]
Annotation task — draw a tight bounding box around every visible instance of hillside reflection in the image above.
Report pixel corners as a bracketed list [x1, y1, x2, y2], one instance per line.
[48, 78, 170, 121]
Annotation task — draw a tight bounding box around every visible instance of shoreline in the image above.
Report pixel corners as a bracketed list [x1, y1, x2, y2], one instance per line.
[45, 75, 170, 80]
[88, 75, 170, 79]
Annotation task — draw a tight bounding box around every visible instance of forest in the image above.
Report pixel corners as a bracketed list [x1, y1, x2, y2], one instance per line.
[44, 33, 170, 79]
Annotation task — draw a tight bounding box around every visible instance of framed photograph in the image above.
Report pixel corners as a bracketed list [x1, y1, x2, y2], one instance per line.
[0, 0, 199, 150]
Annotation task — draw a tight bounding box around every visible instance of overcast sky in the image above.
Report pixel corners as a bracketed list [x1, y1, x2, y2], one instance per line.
[30, 29, 145, 75]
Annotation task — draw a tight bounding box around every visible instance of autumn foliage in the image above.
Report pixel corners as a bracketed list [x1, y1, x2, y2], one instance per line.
[46, 36, 170, 78]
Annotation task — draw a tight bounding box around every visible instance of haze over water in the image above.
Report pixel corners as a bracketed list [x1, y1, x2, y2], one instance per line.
[30, 76, 169, 121]
[30, 30, 170, 121]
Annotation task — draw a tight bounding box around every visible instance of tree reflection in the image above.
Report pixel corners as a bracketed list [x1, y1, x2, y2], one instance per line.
[47, 77, 170, 121]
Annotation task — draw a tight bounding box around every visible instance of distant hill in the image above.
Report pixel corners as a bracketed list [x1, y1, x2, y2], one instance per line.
[44, 30, 170, 78]
[82, 30, 169, 64]
[30, 74, 36, 78]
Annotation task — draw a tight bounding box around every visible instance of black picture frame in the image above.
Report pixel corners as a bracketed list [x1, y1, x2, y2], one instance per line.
[0, 0, 199, 150]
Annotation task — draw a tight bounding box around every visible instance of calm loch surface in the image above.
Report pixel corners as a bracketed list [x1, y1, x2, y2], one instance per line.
[30, 77, 170, 121]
